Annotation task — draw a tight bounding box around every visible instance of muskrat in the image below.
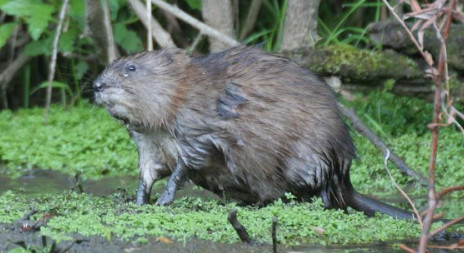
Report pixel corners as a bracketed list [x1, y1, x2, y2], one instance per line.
[93, 47, 413, 219]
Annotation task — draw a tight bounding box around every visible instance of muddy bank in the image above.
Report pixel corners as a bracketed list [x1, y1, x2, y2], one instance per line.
[0, 221, 408, 253]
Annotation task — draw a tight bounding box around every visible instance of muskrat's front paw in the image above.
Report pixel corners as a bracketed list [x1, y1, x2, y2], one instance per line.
[156, 191, 174, 206]
[135, 192, 149, 205]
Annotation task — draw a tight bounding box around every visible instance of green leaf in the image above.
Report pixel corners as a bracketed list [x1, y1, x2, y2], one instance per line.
[5, 247, 29, 253]
[69, 0, 86, 31]
[0, 22, 16, 50]
[75, 61, 89, 81]
[113, 23, 143, 53]
[0, 0, 12, 7]
[183, 0, 201, 10]
[32, 81, 73, 97]
[108, 0, 120, 21]
[1, 0, 55, 40]
[23, 37, 52, 56]
[59, 29, 78, 53]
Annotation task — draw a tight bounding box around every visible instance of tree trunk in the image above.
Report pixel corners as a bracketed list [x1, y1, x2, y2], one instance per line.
[201, 0, 236, 52]
[280, 0, 321, 51]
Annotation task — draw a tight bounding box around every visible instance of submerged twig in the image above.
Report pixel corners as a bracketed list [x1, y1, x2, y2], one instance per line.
[227, 208, 256, 244]
[337, 103, 428, 185]
[72, 172, 84, 193]
[272, 216, 278, 253]
[21, 208, 38, 221]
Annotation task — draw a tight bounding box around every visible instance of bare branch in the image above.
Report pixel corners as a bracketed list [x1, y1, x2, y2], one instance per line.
[126, 0, 176, 48]
[272, 217, 278, 253]
[187, 32, 203, 53]
[101, 0, 118, 62]
[44, 0, 70, 123]
[146, 0, 153, 51]
[0, 51, 31, 91]
[239, 0, 263, 40]
[429, 214, 464, 238]
[227, 208, 255, 244]
[437, 185, 464, 199]
[383, 150, 423, 228]
[151, 0, 239, 47]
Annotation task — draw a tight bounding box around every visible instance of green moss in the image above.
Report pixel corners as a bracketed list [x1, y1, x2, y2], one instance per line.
[0, 191, 422, 246]
[306, 44, 422, 82]
[0, 102, 137, 179]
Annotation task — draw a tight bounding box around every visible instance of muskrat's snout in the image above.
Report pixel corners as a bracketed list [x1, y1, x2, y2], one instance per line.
[92, 79, 107, 92]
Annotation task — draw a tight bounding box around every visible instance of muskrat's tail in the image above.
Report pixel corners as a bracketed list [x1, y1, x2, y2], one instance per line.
[342, 179, 415, 219]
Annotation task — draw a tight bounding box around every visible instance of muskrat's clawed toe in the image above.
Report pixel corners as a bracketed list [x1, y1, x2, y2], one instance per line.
[155, 192, 174, 206]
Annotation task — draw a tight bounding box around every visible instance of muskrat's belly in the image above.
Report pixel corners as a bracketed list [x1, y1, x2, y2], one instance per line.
[188, 164, 292, 205]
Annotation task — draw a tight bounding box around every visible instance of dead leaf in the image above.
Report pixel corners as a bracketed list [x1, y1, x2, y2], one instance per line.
[157, 236, 173, 243]
[312, 226, 325, 235]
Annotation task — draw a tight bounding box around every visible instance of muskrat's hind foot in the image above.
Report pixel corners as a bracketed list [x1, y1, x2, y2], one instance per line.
[156, 161, 188, 206]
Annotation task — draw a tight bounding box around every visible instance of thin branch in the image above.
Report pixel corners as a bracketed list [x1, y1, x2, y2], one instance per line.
[0, 51, 32, 91]
[151, 0, 240, 47]
[429, 214, 464, 238]
[239, 0, 263, 40]
[187, 32, 203, 53]
[101, 0, 118, 62]
[383, 150, 423, 228]
[146, 0, 153, 50]
[227, 208, 255, 244]
[381, 0, 427, 55]
[437, 185, 464, 199]
[21, 208, 38, 221]
[126, 0, 175, 48]
[419, 18, 452, 253]
[337, 103, 428, 184]
[44, 0, 70, 123]
[272, 217, 278, 253]
[399, 244, 416, 253]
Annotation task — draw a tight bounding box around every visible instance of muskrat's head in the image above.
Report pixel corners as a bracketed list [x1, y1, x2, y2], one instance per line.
[93, 49, 189, 129]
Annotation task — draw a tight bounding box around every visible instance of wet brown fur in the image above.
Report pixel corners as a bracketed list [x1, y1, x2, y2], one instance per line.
[94, 47, 413, 218]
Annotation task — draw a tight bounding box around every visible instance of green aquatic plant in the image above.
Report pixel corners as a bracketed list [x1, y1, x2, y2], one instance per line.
[0, 191, 424, 246]
[0, 102, 137, 179]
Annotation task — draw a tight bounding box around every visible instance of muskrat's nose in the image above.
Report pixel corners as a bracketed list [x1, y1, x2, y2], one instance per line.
[92, 80, 107, 92]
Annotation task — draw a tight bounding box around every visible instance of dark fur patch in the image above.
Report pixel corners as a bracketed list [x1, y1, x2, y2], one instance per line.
[217, 83, 248, 119]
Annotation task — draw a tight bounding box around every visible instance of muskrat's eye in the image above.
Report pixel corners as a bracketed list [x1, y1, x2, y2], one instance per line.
[127, 65, 136, 72]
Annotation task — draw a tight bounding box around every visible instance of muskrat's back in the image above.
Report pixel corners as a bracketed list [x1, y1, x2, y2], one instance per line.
[173, 47, 356, 206]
